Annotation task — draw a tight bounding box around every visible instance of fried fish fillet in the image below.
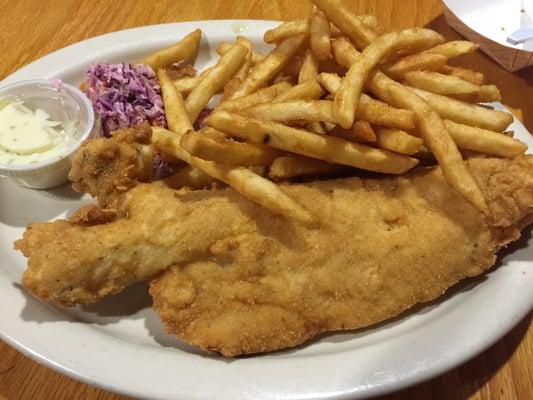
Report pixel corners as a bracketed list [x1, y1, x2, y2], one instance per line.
[15, 157, 533, 349]
[16, 183, 258, 305]
[149, 156, 533, 356]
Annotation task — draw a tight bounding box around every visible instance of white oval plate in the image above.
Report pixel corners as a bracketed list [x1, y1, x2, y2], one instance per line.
[1, 20, 532, 400]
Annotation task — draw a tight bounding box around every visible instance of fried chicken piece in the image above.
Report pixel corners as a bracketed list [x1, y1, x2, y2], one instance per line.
[149, 156, 533, 356]
[68, 122, 154, 207]
[15, 156, 533, 340]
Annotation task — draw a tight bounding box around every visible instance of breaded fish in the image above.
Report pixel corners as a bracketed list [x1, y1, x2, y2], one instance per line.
[16, 183, 258, 306]
[15, 157, 533, 355]
[149, 156, 533, 356]
[68, 122, 155, 208]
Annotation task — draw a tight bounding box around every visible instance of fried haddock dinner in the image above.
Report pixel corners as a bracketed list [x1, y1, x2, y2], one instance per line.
[11, 0, 533, 359]
[16, 156, 533, 356]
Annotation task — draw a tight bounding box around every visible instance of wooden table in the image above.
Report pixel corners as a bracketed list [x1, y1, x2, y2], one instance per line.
[1, 1, 532, 399]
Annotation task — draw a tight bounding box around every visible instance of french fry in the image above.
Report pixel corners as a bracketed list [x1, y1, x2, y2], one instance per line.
[216, 81, 292, 111]
[185, 44, 248, 122]
[331, 41, 422, 131]
[330, 121, 377, 143]
[157, 69, 193, 134]
[205, 111, 419, 174]
[352, 120, 376, 143]
[366, 71, 488, 212]
[180, 127, 282, 166]
[230, 34, 307, 99]
[333, 33, 445, 70]
[310, 10, 331, 60]
[403, 71, 479, 96]
[382, 52, 448, 79]
[157, 165, 219, 190]
[243, 100, 337, 123]
[141, 29, 202, 70]
[424, 40, 479, 59]
[475, 85, 501, 103]
[235, 36, 253, 80]
[408, 87, 513, 131]
[154, 12, 512, 220]
[298, 50, 319, 83]
[172, 67, 213, 95]
[443, 120, 527, 158]
[311, 0, 378, 49]
[330, 16, 378, 38]
[221, 77, 242, 102]
[217, 42, 265, 65]
[335, 28, 445, 128]
[441, 65, 484, 85]
[215, 167, 316, 223]
[316, 71, 343, 93]
[264, 21, 309, 43]
[317, 73, 416, 130]
[405, 71, 501, 102]
[269, 155, 346, 180]
[264, 15, 375, 45]
[152, 126, 315, 224]
[374, 127, 423, 155]
[331, 36, 361, 68]
[172, 76, 200, 95]
[273, 80, 324, 102]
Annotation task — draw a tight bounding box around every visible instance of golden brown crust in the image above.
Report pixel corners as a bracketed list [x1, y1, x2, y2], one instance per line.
[68, 122, 154, 208]
[68, 205, 117, 226]
[15, 156, 533, 352]
[15, 185, 261, 306]
[149, 156, 533, 356]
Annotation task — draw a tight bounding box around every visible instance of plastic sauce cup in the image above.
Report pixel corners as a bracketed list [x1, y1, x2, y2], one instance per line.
[0, 79, 99, 189]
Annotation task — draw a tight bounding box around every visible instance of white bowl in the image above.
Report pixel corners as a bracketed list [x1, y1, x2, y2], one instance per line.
[0, 79, 99, 189]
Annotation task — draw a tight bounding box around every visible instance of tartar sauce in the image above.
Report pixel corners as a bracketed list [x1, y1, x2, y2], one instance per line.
[0, 100, 68, 165]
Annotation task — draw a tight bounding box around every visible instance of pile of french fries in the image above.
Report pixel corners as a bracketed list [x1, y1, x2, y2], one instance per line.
[138, 0, 526, 223]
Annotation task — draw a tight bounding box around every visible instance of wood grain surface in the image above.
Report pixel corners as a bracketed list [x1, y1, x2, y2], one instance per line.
[1, 1, 532, 399]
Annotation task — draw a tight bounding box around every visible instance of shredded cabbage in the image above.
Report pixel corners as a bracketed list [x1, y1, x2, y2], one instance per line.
[85, 63, 167, 136]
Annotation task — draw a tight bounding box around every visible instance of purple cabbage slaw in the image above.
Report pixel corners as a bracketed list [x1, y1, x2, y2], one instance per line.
[85, 62, 167, 136]
[85, 62, 176, 178]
